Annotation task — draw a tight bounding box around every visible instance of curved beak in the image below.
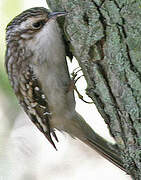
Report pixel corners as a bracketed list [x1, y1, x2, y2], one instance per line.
[48, 11, 68, 19]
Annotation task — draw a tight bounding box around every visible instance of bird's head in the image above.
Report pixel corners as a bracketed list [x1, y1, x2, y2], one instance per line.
[5, 7, 67, 66]
[6, 7, 67, 42]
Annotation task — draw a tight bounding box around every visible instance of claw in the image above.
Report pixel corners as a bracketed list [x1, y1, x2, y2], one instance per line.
[45, 131, 58, 150]
[74, 84, 93, 104]
[71, 67, 81, 80]
[71, 68, 93, 104]
[52, 130, 59, 142]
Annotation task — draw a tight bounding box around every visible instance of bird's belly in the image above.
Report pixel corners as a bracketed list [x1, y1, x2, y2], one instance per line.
[33, 60, 76, 129]
[45, 76, 76, 130]
[37, 66, 75, 109]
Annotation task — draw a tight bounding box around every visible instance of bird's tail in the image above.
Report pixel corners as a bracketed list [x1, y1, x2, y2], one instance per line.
[66, 112, 126, 172]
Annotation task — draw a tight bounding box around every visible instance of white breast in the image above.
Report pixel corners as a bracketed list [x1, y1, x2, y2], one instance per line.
[30, 19, 76, 128]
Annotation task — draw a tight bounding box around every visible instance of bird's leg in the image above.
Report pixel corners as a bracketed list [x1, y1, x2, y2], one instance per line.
[67, 67, 81, 92]
[69, 68, 93, 104]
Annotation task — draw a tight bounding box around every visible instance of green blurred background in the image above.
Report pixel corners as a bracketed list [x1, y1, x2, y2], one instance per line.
[0, 0, 23, 150]
[0, 0, 47, 146]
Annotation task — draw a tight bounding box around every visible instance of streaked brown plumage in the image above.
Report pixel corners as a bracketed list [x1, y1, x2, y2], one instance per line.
[5, 7, 126, 172]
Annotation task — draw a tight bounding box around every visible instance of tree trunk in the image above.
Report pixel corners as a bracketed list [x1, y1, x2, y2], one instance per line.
[46, 0, 141, 179]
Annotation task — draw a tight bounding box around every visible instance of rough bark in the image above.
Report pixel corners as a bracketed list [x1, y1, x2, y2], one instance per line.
[46, 0, 141, 179]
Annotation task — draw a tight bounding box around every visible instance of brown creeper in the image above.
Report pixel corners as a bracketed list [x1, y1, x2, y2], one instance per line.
[5, 7, 125, 171]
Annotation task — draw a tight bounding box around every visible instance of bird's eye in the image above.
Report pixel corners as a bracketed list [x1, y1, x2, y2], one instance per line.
[32, 20, 45, 29]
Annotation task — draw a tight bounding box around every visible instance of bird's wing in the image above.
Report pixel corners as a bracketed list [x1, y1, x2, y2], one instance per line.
[17, 65, 58, 149]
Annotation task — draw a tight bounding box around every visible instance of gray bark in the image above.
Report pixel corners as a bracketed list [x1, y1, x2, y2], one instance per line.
[46, 0, 141, 179]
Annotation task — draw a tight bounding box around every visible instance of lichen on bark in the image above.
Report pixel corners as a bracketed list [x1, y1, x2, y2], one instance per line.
[46, 0, 141, 178]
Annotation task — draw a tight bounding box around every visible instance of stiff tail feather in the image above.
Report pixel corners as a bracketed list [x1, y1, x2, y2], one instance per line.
[67, 112, 126, 172]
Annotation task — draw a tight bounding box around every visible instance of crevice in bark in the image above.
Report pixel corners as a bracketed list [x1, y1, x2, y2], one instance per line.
[92, 91, 110, 124]
[117, 18, 140, 76]
[124, 72, 141, 123]
[99, 0, 106, 7]
[83, 12, 89, 26]
[91, 0, 107, 39]
[93, 63, 126, 137]
[95, 38, 105, 61]
[88, 45, 95, 60]
[88, 1, 107, 62]
[113, 0, 123, 11]
[116, 21, 141, 123]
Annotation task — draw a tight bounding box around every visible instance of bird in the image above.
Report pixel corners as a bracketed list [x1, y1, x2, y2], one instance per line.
[5, 7, 126, 172]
